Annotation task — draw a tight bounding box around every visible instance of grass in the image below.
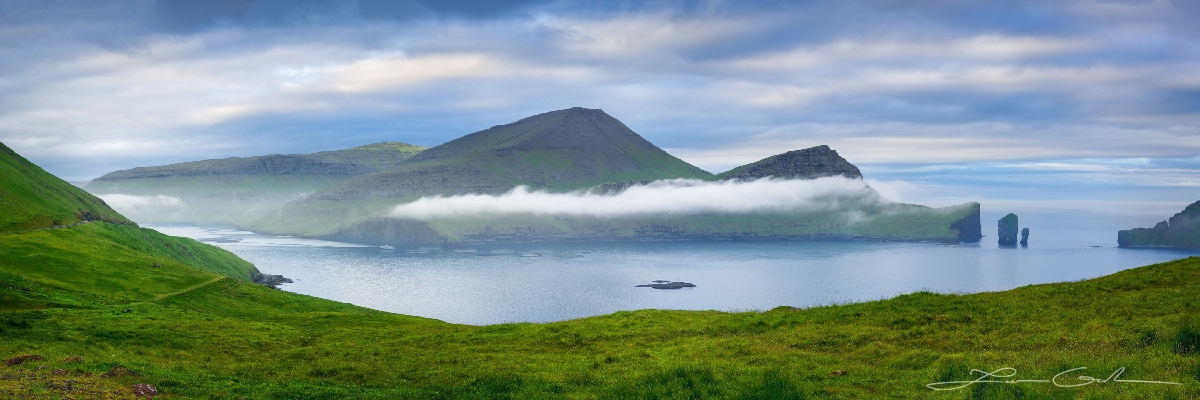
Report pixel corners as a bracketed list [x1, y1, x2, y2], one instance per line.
[0, 143, 133, 232]
[3, 222, 1200, 398]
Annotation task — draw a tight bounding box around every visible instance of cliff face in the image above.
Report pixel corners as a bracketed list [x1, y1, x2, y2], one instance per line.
[950, 204, 983, 242]
[998, 213, 1019, 246]
[714, 145, 862, 181]
[1118, 200, 1200, 249]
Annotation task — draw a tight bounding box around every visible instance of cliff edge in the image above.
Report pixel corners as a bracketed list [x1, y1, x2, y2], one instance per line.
[1118, 200, 1200, 249]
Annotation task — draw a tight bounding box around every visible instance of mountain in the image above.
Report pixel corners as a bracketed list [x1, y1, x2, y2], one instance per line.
[251, 112, 980, 244]
[85, 142, 426, 225]
[247, 107, 714, 237]
[1, 142, 134, 232]
[1118, 200, 1200, 249]
[713, 145, 862, 181]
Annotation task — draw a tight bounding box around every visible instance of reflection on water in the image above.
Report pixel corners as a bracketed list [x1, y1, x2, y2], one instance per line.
[151, 224, 1199, 325]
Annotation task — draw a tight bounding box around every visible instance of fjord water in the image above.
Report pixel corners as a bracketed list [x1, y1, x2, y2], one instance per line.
[152, 225, 1199, 325]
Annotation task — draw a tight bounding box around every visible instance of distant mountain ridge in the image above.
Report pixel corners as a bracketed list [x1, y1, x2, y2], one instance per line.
[85, 142, 426, 225]
[94, 142, 424, 179]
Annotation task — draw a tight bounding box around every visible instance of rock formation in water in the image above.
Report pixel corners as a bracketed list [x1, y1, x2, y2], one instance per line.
[1118, 200, 1200, 249]
[1019, 227, 1029, 246]
[998, 213, 1019, 246]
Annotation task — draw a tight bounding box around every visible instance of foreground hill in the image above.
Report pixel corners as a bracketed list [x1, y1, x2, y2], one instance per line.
[85, 142, 426, 225]
[3, 232, 1197, 397]
[1119, 200, 1200, 249]
[0, 142, 279, 286]
[0, 143, 134, 232]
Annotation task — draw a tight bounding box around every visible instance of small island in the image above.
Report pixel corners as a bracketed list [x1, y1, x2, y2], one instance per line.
[636, 281, 697, 289]
[1118, 200, 1200, 249]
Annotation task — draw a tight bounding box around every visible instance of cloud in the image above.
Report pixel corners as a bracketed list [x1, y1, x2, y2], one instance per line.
[388, 177, 883, 219]
[0, 0, 1197, 222]
[97, 194, 189, 221]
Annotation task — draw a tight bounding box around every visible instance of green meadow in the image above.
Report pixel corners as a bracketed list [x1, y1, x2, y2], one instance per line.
[3, 221, 1199, 398]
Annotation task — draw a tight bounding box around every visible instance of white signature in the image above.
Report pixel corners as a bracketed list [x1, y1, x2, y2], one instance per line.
[927, 367, 1182, 391]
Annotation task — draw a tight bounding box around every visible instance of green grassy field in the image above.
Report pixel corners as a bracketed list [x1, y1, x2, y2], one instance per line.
[3, 221, 1199, 398]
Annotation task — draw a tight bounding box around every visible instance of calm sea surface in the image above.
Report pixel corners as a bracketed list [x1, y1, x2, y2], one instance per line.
[151, 225, 1199, 325]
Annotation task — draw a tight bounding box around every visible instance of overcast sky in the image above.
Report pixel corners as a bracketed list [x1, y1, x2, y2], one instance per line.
[2, 0, 1197, 234]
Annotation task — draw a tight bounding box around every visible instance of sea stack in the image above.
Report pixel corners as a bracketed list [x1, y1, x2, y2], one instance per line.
[1020, 228, 1029, 246]
[998, 213, 1019, 246]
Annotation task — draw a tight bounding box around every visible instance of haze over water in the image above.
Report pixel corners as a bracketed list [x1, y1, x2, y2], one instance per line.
[153, 218, 1199, 326]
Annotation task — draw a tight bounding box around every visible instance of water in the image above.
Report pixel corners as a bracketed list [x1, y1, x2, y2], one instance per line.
[152, 225, 1199, 326]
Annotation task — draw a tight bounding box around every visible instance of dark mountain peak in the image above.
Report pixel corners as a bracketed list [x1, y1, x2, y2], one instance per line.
[715, 145, 863, 181]
[397, 107, 711, 184]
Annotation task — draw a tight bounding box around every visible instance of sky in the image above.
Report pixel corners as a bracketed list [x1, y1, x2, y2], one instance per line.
[2, 0, 1198, 239]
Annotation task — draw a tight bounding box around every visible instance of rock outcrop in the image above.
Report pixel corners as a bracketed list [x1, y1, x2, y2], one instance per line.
[1020, 228, 1029, 246]
[251, 271, 294, 289]
[714, 145, 862, 181]
[998, 213, 1019, 246]
[1118, 200, 1200, 249]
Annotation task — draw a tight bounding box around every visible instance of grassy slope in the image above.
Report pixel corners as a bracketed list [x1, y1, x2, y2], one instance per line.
[3, 223, 1198, 398]
[0, 143, 133, 232]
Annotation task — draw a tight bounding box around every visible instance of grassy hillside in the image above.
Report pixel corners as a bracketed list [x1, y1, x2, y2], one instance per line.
[84, 142, 426, 225]
[0, 143, 134, 232]
[3, 224, 1198, 398]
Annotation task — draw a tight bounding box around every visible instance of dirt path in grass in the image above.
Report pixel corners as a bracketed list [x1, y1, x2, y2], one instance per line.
[156, 275, 226, 300]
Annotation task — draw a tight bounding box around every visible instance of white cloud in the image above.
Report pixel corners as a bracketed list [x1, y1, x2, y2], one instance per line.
[388, 177, 882, 219]
[97, 194, 189, 221]
[722, 35, 1090, 72]
[538, 13, 758, 59]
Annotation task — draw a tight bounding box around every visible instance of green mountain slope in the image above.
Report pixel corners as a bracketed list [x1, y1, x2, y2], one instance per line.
[249, 107, 713, 237]
[84, 142, 426, 225]
[1119, 200, 1200, 249]
[0, 143, 134, 232]
[1, 141, 270, 286]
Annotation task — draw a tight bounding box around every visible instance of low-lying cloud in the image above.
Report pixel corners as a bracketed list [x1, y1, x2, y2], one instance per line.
[98, 194, 188, 221]
[388, 177, 883, 219]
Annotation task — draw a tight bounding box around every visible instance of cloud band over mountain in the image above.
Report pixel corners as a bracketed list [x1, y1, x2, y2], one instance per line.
[388, 177, 881, 219]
